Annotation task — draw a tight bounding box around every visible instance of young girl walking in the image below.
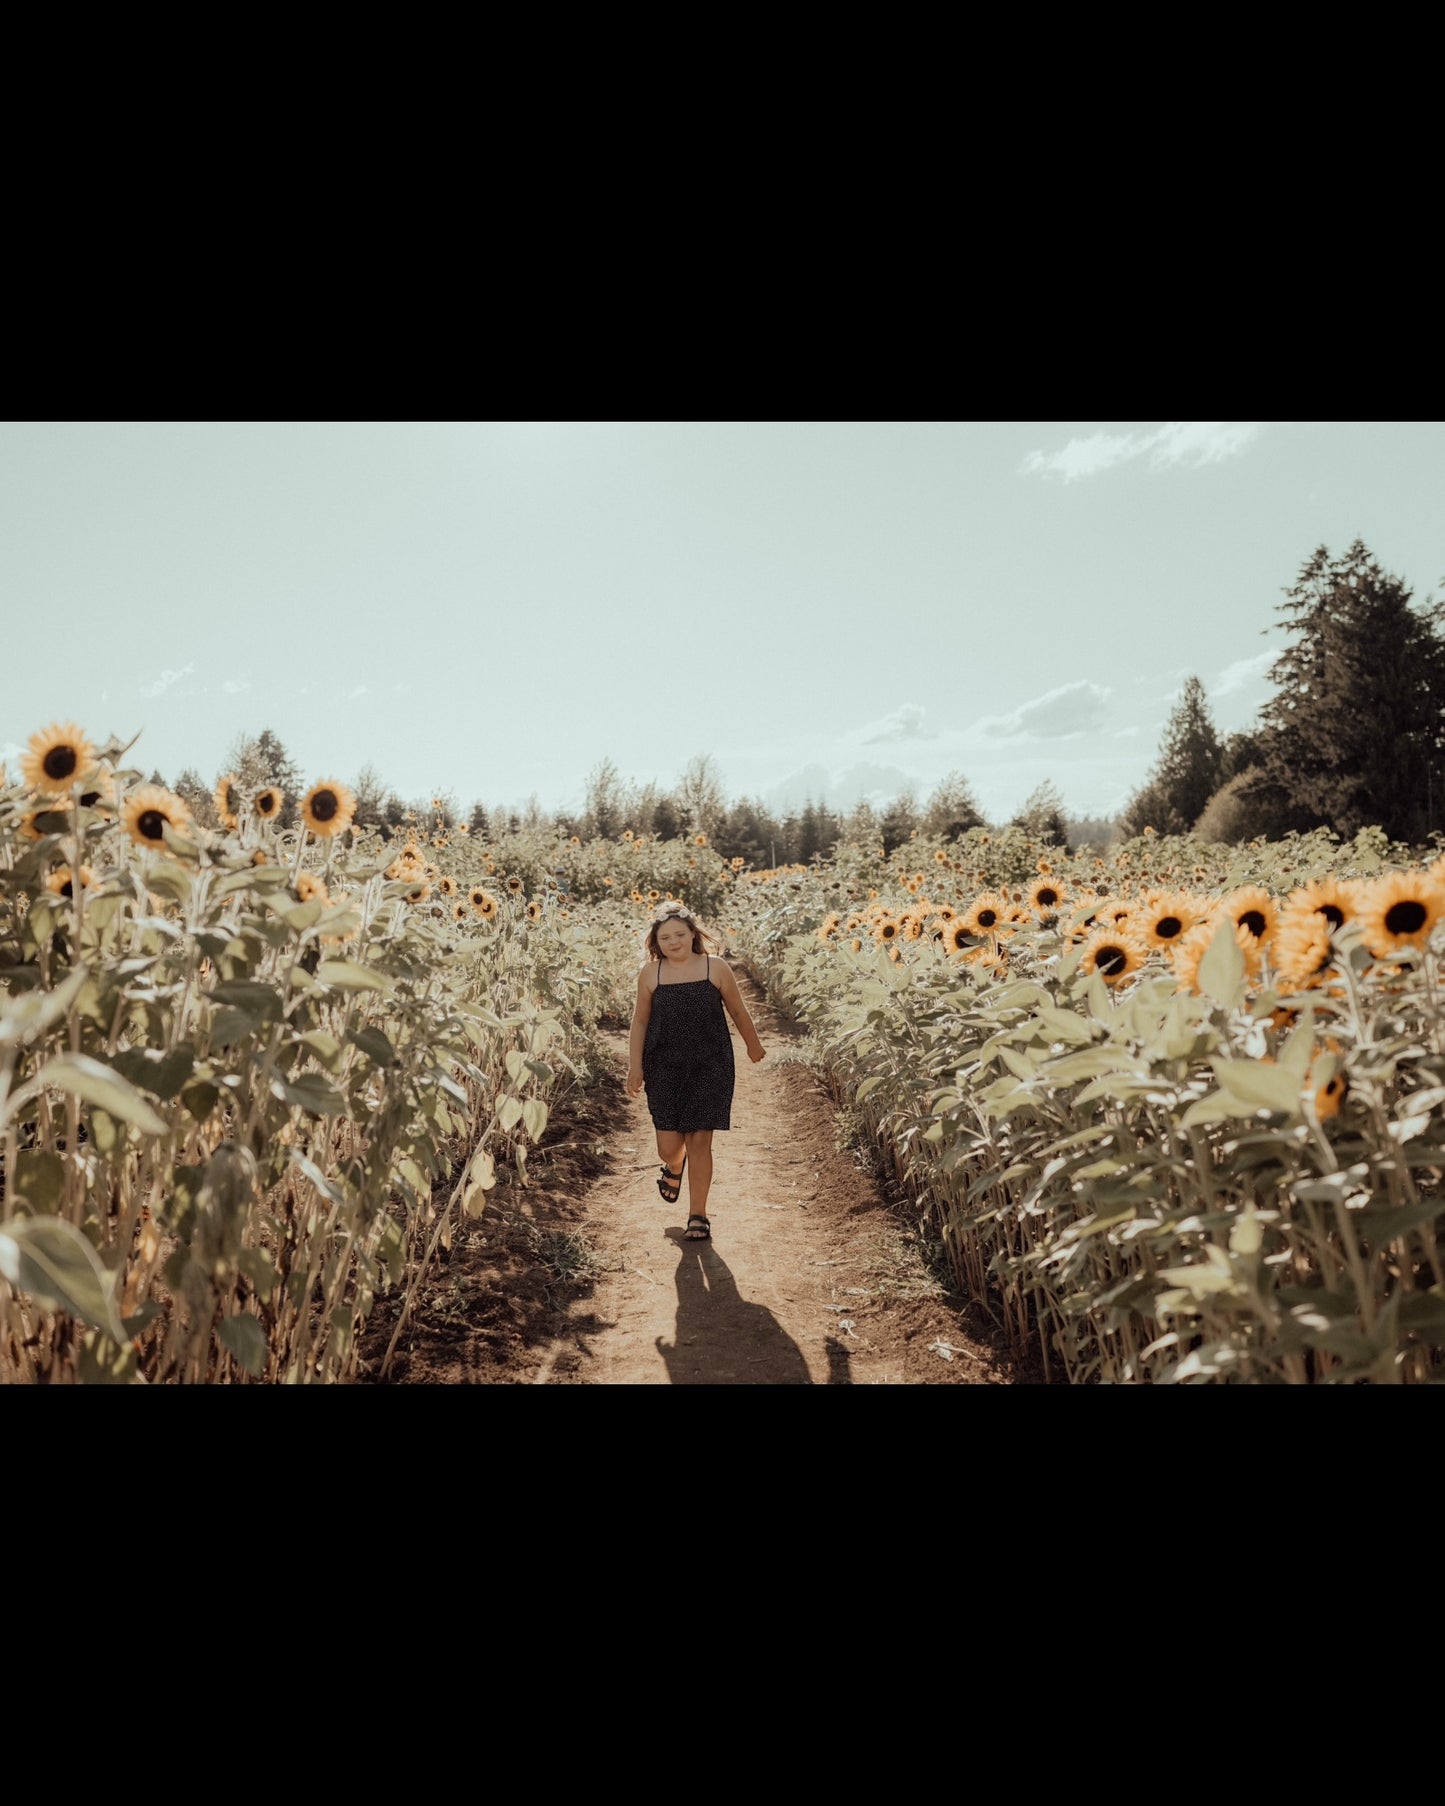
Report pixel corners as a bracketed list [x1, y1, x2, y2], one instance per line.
[627, 902, 766, 1240]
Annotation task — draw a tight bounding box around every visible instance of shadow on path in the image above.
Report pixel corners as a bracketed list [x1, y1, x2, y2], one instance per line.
[654, 1229, 817, 1384]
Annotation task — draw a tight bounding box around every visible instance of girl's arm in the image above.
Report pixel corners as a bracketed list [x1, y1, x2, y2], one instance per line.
[715, 962, 766, 1061]
[627, 968, 652, 1093]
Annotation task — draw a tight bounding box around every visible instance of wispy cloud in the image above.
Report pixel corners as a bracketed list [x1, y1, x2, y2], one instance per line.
[1214, 649, 1275, 695]
[348, 684, 370, 701]
[1019, 422, 1261, 483]
[144, 663, 196, 699]
[222, 679, 250, 695]
[855, 701, 935, 746]
[977, 680, 1112, 740]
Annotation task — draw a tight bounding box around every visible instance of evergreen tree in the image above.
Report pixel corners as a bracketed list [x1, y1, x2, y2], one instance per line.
[468, 801, 491, 838]
[1011, 780, 1070, 848]
[585, 756, 624, 840]
[1120, 675, 1224, 838]
[922, 770, 986, 840]
[222, 728, 304, 826]
[352, 763, 390, 828]
[1253, 540, 1445, 841]
[651, 794, 681, 841]
[797, 799, 823, 864]
[173, 766, 217, 829]
[878, 790, 919, 857]
[676, 753, 725, 838]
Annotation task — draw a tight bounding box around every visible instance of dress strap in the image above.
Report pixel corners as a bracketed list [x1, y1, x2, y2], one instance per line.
[705, 955, 709, 981]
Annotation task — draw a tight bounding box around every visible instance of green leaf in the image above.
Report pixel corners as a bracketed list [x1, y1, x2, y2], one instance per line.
[144, 861, 192, 904]
[0, 1215, 127, 1340]
[498, 1094, 523, 1133]
[856, 1075, 883, 1103]
[112, 1043, 197, 1101]
[1212, 1057, 1301, 1117]
[0, 963, 90, 1048]
[272, 1073, 347, 1115]
[316, 959, 391, 994]
[239, 1247, 280, 1302]
[299, 1030, 343, 1069]
[1198, 920, 1246, 1010]
[280, 901, 324, 932]
[39, 1052, 168, 1135]
[209, 980, 284, 1024]
[14, 1150, 65, 1211]
[350, 1026, 396, 1066]
[522, 1097, 548, 1142]
[219, 1313, 269, 1377]
[209, 1007, 259, 1048]
[78, 1329, 141, 1384]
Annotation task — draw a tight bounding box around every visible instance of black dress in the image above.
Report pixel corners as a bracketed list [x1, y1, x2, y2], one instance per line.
[643, 954, 736, 1131]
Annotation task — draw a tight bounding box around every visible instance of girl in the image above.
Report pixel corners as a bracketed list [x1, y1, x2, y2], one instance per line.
[627, 902, 766, 1240]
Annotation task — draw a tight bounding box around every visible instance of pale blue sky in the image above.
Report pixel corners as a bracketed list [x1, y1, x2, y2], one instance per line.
[3, 421, 1441, 823]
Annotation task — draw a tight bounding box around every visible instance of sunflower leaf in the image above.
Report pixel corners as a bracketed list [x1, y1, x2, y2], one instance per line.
[38, 1052, 169, 1135]
[316, 959, 392, 994]
[1198, 920, 1246, 1010]
[0, 1215, 128, 1340]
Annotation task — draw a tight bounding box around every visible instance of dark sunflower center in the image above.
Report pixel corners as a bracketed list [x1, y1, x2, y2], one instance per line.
[1239, 910, 1267, 937]
[977, 908, 997, 928]
[43, 745, 78, 780]
[1385, 899, 1427, 935]
[60, 879, 74, 898]
[311, 791, 338, 822]
[1156, 915, 1183, 939]
[80, 790, 100, 808]
[258, 793, 276, 814]
[1098, 946, 1127, 975]
[1319, 904, 1345, 927]
[1037, 888, 1058, 908]
[138, 809, 166, 841]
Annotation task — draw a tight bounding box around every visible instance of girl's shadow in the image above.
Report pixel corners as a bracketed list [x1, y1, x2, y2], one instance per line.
[654, 1228, 828, 1384]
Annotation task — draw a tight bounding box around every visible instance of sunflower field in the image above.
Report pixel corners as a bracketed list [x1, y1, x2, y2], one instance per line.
[724, 823, 1445, 1383]
[0, 726, 641, 1384]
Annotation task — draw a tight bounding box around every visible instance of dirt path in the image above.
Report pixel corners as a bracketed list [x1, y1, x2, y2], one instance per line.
[365, 974, 1021, 1384]
[524, 975, 1015, 1385]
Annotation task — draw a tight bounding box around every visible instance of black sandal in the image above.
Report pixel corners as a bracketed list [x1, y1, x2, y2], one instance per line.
[685, 1214, 711, 1241]
[657, 1157, 686, 1203]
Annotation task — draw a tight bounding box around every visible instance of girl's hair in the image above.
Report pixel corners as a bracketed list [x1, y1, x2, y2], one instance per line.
[642, 903, 720, 962]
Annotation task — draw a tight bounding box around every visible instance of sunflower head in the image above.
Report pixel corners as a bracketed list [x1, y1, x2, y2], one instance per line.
[960, 891, 1008, 935]
[506, 875, 524, 894]
[1080, 927, 1147, 986]
[526, 900, 543, 922]
[294, 870, 330, 906]
[1354, 870, 1445, 957]
[45, 865, 95, 899]
[454, 901, 469, 922]
[1224, 884, 1280, 948]
[213, 773, 241, 830]
[694, 833, 708, 847]
[22, 723, 96, 796]
[253, 786, 283, 820]
[437, 876, 458, 898]
[1137, 889, 1204, 951]
[474, 891, 498, 919]
[403, 882, 432, 904]
[122, 784, 192, 850]
[301, 779, 356, 839]
[945, 919, 976, 955]
[1029, 877, 1067, 916]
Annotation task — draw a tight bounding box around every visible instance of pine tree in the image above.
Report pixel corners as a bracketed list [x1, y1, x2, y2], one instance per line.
[585, 757, 624, 840]
[1250, 541, 1445, 840]
[922, 770, 986, 840]
[878, 790, 919, 856]
[1011, 780, 1070, 848]
[1120, 676, 1224, 837]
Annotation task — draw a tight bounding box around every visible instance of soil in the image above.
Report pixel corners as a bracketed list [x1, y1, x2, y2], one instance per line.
[359, 972, 1035, 1385]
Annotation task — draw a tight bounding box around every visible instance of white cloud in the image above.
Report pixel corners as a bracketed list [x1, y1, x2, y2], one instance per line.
[1214, 649, 1275, 695]
[348, 684, 370, 701]
[855, 701, 935, 746]
[222, 680, 250, 695]
[977, 680, 1112, 740]
[1020, 422, 1261, 483]
[0, 740, 21, 766]
[1113, 725, 1141, 739]
[144, 663, 196, 699]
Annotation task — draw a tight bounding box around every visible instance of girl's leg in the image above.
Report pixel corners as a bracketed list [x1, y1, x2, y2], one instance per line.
[683, 1130, 714, 1218]
[656, 1129, 686, 1185]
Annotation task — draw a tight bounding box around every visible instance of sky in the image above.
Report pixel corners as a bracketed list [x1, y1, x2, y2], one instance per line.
[2, 420, 1442, 826]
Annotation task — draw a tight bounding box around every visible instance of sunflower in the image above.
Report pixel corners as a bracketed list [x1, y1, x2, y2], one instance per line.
[22, 723, 95, 796]
[873, 918, 901, 943]
[647, 888, 661, 902]
[1028, 877, 1067, 916]
[17, 807, 66, 840]
[78, 765, 117, 816]
[1284, 876, 1358, 933]
[962, 938, 1009, 979]
[468, 885, 488, 909]
[251, 848, 269, 867]
[1080, 927, 1148, 985]
[900, 912, 925, 942]
[526, 900, 543, 922]
[252, 786, 283, 821]
[473, 891, 499, 920]
[935, 850, 949, 865]
[944, 918, 978, 956]
[294, 870, 329, 905]
[300, 780, 356, 838]
[437, 875, 458, 898]
[453, 901, 470, 922]
[1354, 870, 1445, 957]
[122, 785, 191, 849]
[1172, 919, 1262, 993]
[731, 857, 745, 870]
[848, 936, 864, 953]
[1136, 889, 1204, 952]
[1272, 910, 1337, 989]
[403, 881, 432, 904]
[1223, 885, 1280, 949]
[603, 876, 615, 887]
[622, 830, 635, 842]
[213, 773, 241, 830]
[959, 890, 1009, 935]
[45, 865, 95, 898]
[1314, 1070, 1347, 1119]
[694, 833, 708, 847]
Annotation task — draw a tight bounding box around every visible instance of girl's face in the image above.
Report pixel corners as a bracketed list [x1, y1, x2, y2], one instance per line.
[657, 918, 694, 958]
